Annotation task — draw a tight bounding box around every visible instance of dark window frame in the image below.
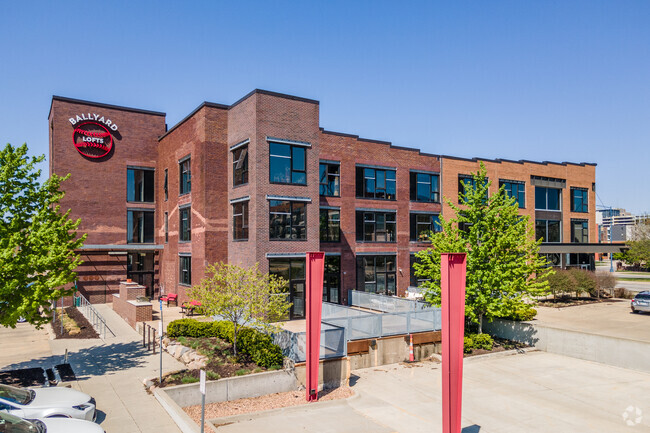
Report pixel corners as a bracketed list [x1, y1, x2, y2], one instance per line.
[127, 167, 155, 203]
[164, 211, 168, 243]
[458, 175, 488, 204]
[536, 219, 562, 243]
[499, 179, 526, 209]
[356, 255, 397, 296]
[179, 157, 191, 195]
[233, 201, 249, 241]
[179, 255, 191, 286]
[571, 188, 588, 213]
[320, 208, 340, 242]
[356, 166, 396, 200]
[356, 210, 397, 243]
[410, 213, 441, 241]
[324, 255, 341, 304]
[410, 254, 431, 288]
[269, 142, 307, 185]
[127, 209, 155, 244]
[163, 169, 168, 201]
[319, 162, 340, 196]
[233, 146, 249, 186]
[179, 206, 191, 242]
[269, 200, 307, 240]
[571, 219, 589, 243]
[410, 172, 439, 203]
[535, 186, 561, 211]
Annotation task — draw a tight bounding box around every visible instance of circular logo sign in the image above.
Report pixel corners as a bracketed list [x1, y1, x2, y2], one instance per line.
[72, 121, 113, 158]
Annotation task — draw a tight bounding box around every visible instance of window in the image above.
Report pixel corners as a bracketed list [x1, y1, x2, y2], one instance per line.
[535, 187, 561, 210]
[324, 256, 340, 303]
[536, 220, 561, 242]
[356, 211, 396, 242]
[319, 162, 340, 196]
[269, 258, 306, 319]
[164, 169, 168, 201]
[233, 201, 249, 240]
[269, 142, 306, 184]
[179, 157, 191, 194]
[127, 210, 154, 243]
[269, 200, 306, 240]
[233, 146, 248, 186]
[179, 206, 191, 242]
[410, 254, 430, 287]
[410, 213, 441, 241]
[179, 255, 191, 285]
[500, 180, 525, 208]
[571, 219, 588, 243]
[571, 188, 588, 213]
[320, 208, 340, 242]
[458, 175, 488, 203]
[410, 172, 439, 202]
[164, 212, 168, 243]
[356, 255, 397, 295]
[356, 167, 396, 200]
[127, 168, 154, 203]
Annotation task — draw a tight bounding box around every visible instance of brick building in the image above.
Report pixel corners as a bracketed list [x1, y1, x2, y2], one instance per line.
[48, 89, 613, 317]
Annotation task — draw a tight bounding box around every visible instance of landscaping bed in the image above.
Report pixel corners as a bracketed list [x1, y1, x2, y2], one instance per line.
[156, 336, 280, 387]
[464, 334, 528, 357]
[52, 307, 99, 339]
[538, 296, 626, 308]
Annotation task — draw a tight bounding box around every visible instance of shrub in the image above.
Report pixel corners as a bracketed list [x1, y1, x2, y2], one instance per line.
[614, 288, 635, 299]
[463, 333, 494, 353]
[167, 319, 213, 338]
[500, 305, 537, 321]
[569, 269, 597, 297]
[463, 336, 473, 354]
[546, 270, 577, 299]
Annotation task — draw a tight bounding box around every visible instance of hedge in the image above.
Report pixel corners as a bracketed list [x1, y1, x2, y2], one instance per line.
[166, 318, 282, 368]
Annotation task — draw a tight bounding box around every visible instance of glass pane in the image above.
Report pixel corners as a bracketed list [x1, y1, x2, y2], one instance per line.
[417, 182, 429, 201]
[376, 170, 385, 189]
[291, 260, 306, 280]
[386, 256, 396, 271]
[387, 274, 396, 296]
[376, 274, 386, 295]
[319, 164, 327, 184]
[292, 171, 306, 184]
[270, 142, 290, 157]
[548, 189, 560, 210]
[292, 147, 305, 171]
[535, 188, 546, 209]
[270, 157, 291, 183]
[364, 223, 375, 241]
[376, 256, 386, 271]
[144, 212, 154, 243]
[548, 221, 561, 242]
[386, 170, 396, 180]
[386, 179, 396, 199]
[292, 282, 305, 318]
[144, 170, 154, 202]
[127, 169, 135, 201]
[269, 259, 290, 281]
[365, 179, 375, 196]
[364, 259, 374, 282]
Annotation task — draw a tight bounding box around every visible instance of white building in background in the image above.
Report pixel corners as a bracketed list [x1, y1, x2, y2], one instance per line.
[597, 208, 650, 242]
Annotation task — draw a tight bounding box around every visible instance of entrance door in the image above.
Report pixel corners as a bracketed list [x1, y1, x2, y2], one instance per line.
[127, 252, 155, 298]
[291, 281, 305, 319]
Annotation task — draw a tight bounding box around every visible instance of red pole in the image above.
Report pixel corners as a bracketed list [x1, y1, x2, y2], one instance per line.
[441, 253, 467, 433]
[305, 252, 325, 402]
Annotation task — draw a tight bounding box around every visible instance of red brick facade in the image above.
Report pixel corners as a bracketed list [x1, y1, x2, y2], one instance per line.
[49, 90, 599, 308]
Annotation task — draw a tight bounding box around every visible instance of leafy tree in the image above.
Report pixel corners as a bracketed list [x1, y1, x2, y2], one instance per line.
[414, 163, 552, 333]
[0, 144, 85, 328]
[187, 263, 290, 355]
[626, 239, 650, 269]
[546, 269, 577, 300]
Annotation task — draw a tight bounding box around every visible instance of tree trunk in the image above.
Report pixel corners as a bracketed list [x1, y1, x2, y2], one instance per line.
[233, 323, 238, 355]
[478, 313, 483, 334]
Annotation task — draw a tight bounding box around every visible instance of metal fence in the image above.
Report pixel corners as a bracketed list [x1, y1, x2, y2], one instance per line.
[274, 322, 347, 362]
[348, 290, 429, 312]
[75, 292, 115, 339]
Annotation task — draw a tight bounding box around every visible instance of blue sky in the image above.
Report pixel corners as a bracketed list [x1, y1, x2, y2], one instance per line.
[1, 1, 649, 213]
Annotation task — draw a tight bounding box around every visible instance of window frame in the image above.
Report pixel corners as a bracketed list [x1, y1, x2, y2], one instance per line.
[232, 145, 249, 187]
[319, 161, 340, 196]
[127, 167, 155, 203]
[356, 255, 397, 296]
[163, 168, 168, 201]
[233, 200, 249, 241]
[499, 179, 526, 209]
[355, 166, 397, 200]
[535, 219, 562, 243]
[269, 200, 307, 240]
[179, 255, 191, 286]
[410, 213, 441, 241]
[571, 219, 589, 243]
[269, 142, 307, 185]
[179, 205, 191, 242]
[535, 186, 561, 211]
[410, 171, 439, 203]
[127, 209, 155, 244]
[355, 210, 397, 243]
[164, 211, 168, 243]
[571, 188, 588, 213]
[320, 208, 340, 242]
[179, 157, 191, 195]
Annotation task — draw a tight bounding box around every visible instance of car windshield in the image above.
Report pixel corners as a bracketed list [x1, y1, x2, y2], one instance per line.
[635, 293, 650, 300]
[0, 385, 33, 405]
[0, 411, 40, 433]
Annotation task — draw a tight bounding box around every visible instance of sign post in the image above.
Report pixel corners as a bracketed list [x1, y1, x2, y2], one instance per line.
[441, 253, 467, 433]
[199, 370, 206, 433]
[305, 252, 325, 402]
[159, 320, 163, 385]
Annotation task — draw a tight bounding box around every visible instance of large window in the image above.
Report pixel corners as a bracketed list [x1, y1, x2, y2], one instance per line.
[410, 213, 440, 241]
[410, 172, 439, 202]
[127, 168, 154, 203]
[356, 167, 396, 200]
[179, 255, 191, 286]
[500, 180, 525, 208]
[535, 187, 561, 210]
[571, 188, 588, 213]
[324, 256, 340, 304]
[269, 200, 306, 240]
[356, 210, 396, 242]
[127, 210, 154, 243]
[320, 208, 340, 242]
[233, 146, 248, 186]
[269, 142, 306, 185]
[458, 175, 488, 203]
[233, 201, 249, 240]
[269, 258, 305, 319]
[536, 219, 561, 242]
[179, 206, 191, 242]
[179, 157, 191, 195]
[356, 255, 397, 295]
[571, 219, 588, 243]
[319, 162, 340, 196]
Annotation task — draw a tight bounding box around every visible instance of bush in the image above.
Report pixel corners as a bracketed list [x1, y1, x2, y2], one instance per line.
[614, 288, 635, 299]
[167, 319, 283, 368]
[501, 305, 537, 321]
[463, 333, 494, 353]
[569, 269, 597, 297]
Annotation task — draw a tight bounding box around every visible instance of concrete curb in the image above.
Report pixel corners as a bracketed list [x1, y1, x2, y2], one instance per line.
[464, 347, 538, 362]
[154, 388, 200, 433]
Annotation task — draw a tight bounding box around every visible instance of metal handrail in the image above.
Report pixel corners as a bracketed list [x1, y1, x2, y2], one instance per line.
[75, 292, 116, 339]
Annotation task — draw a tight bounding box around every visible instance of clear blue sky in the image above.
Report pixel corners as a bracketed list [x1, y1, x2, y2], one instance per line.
[1, 1, 649, 213]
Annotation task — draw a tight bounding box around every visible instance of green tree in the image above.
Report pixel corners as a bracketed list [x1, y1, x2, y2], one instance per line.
[627, 239, 650, 268]
[414, 163, 552, 333]
[0, 144, 85, 328]
[188, 263, 290, 355]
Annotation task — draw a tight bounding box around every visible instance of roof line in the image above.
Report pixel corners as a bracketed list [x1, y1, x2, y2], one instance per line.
[49, 96, 166, 119]
[158, 101, 230, 140]
[440, 154, 597, 167]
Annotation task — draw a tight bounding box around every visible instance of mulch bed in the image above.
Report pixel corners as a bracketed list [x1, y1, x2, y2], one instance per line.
[464, 337, 529, 357]
[0, 367, 47, 387]
[537, 297, 623, 308]
[156, 337, 270, 387]
[52, 306, 99, 339]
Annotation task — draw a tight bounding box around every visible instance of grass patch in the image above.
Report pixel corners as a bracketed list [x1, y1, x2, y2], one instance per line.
[181, 376, 200, 384]
[616, 277, 650, 282]
[235, 369, 249, 376]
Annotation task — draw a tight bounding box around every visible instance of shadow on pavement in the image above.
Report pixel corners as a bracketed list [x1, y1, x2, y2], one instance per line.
[462, 425, 481, 433]
[1, 341, 151, 380]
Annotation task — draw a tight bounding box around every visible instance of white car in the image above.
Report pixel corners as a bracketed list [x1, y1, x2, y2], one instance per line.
[0, 411, 104, 433]
[0, 384, 96, 422]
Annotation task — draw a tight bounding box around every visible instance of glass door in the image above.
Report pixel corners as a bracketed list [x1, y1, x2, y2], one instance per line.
[291, 281, 305, 319]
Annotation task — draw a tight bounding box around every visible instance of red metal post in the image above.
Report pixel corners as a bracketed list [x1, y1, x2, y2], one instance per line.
[441, 253, 467, 433]
[305, 252, 325, 402]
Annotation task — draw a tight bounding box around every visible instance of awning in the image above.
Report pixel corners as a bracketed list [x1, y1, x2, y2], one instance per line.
[539, 243, 626, 254]
[78, 244, 164, 252]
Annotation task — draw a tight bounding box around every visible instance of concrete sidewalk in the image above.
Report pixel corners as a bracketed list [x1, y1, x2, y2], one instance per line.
[0, 322, 51, 370]
[210, 352, 650, 433]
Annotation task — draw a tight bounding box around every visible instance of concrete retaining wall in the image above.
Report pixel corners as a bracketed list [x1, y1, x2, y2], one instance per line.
[293, 357, 350, 390]
[484, 318, 650, 373]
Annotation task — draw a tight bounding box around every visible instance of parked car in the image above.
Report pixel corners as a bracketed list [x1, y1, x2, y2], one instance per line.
[0, 411, 104, 433]
[0, 384, 96, 421]
[631, 291, 650, 314]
